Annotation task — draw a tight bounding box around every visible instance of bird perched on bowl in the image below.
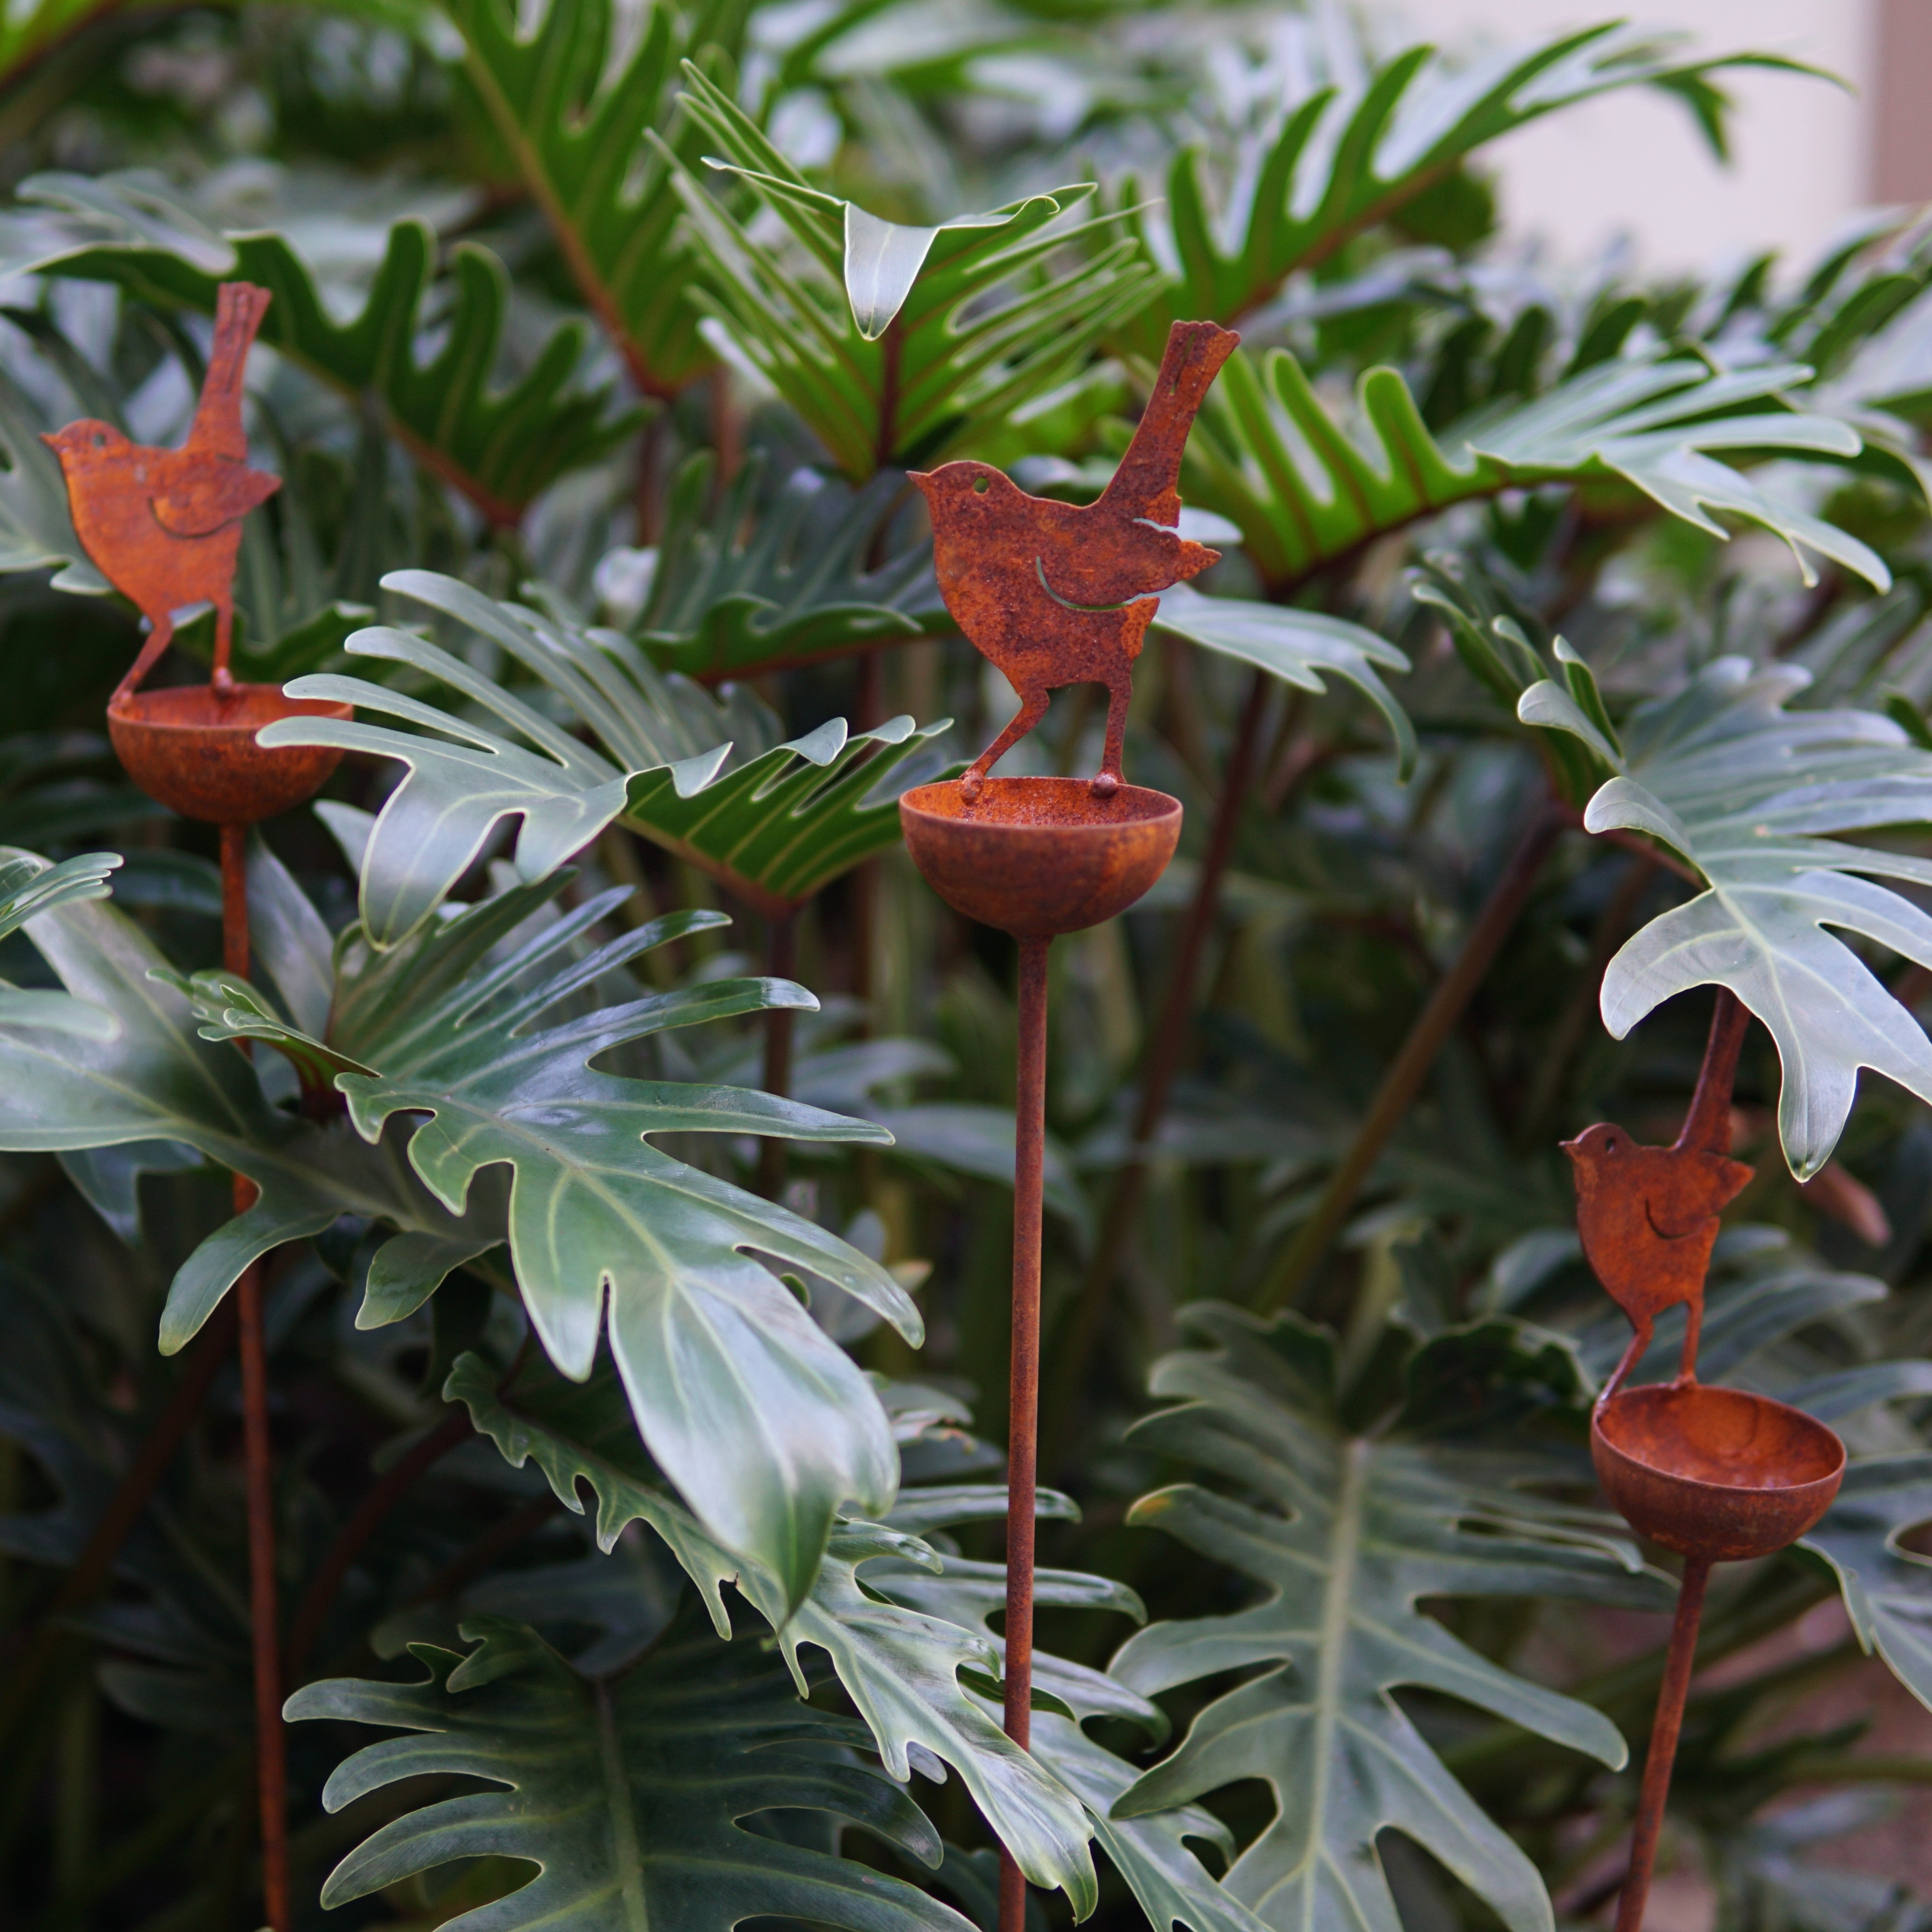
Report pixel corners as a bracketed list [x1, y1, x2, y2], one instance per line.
[1564, 1121, 1754, 1401]
[911, 318, 1238, 799]
[44, 281, 282, 703]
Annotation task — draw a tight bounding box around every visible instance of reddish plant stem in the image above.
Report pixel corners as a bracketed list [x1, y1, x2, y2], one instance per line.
[1047, 669, 1269, 1431]
[284, 1406, 474, 1682]
[999, 934, 1050, 1932]
[1253, 803, 1567, 1317]
[1614, 1555, 1711, 1932]
[1677, 988, 1748, 1156]
[758, 912, 798, 1199]
[221, 821, 290, 1932]
[0, 1297, 237, 1747]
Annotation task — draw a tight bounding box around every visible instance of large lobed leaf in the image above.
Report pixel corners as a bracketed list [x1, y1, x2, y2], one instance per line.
[1524, 653, 1932, 1178]
[288, 1607, 969, 1932]
[1117, 21, 1817, 352]
[1185, 346, 1887, 597]
[181, 869, 915, 1611]
[628, 451, 945, 681]
[268, 569, 952, 943]
[444, 0, 724, 398]
[668, 66, 1153, 479]
[0, 170, 640, 523]
[1108, 1306, 1663, 1932]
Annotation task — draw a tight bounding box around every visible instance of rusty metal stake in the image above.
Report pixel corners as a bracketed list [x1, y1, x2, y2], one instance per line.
[998, 935, 1049, 1932]
[1614, 1554, 1710, 1932]
[1570, 989, 1846, 1932]
[222, 823, 290, 1932]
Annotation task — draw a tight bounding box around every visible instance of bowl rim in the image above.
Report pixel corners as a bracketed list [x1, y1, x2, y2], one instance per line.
[899, 776, 1183, 832]
[1592, 1382, 1847, 1498]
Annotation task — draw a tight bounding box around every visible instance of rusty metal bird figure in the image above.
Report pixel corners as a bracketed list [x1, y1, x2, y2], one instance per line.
[44, 281, 282, 702]
[1564, 998, 1756, 1401]
[911, 319, 1238, 798]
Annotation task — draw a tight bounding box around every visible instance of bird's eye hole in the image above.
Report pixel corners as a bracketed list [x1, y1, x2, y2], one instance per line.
[90, 431, 104, 448]
[972, 475, 989, 494]
[1605, 1136, 1618, 1152]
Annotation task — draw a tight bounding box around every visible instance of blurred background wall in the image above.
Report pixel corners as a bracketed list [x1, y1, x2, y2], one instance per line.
[1395, 0, 1932, 275]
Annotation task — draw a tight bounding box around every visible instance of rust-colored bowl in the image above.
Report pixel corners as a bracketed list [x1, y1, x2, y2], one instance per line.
[899, 778, 1181, 938]
[108, 683, 353, 824]
[1592, 1382, 1846, 1562]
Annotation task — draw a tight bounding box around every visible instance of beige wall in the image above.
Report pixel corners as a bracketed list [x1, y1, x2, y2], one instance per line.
[1392, 0, 1881, 276]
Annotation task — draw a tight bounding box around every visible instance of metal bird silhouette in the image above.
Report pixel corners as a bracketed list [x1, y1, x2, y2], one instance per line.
[1564, 1119, 1753, 1401]
[44, 281, 281, 702]
[911, 319, 1238, 798]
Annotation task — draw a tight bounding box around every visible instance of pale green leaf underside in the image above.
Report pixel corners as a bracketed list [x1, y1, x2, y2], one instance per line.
[1527, 654, 1932, 1177]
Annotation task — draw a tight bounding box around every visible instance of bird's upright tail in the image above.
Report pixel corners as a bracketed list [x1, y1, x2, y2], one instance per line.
[1098, 319, 1239, 526]
[192, 282, 274, 463]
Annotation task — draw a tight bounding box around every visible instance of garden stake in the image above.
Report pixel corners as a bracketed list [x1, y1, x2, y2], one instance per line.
[1566, 991, 1847, 1932]
[48, 281, 353, 1932]
[901, 319, 1231, 1931]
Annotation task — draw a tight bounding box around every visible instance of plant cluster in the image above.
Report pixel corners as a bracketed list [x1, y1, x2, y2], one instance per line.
[0, 4, 1931, 1932]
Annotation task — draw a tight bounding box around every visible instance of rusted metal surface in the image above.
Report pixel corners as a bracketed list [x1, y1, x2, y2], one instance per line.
[221, 826, 292, 1932]
[1563, 991, 1757, 1402]
[1568, 991, 1847, 1932]
[898, 779, 1180, 938]
[45, 282, 282, 700]
[997, 934, 1049, 1932]
[901, 332, 1233, 1932]
[911, 319, 1236, 796]
[108, 682, 351, 825]
[1614, 1553, 1710, 1932]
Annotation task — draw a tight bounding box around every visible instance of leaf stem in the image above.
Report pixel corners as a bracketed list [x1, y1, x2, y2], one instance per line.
[1252, 802, 1567, 1317]
[758, 911, 798, 1198]
[284, 1406, 474, 1682]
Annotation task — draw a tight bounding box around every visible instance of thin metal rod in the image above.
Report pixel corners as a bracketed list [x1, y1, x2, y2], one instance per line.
[1050, 669, 1270, 1433]
[1614, 1555, 1711, 1932]
[222, 821, 289, 1932]
[758, 911, 798, 1199]
[999, 934, 1050, 1932]
[1253, 803, 1566, 1316]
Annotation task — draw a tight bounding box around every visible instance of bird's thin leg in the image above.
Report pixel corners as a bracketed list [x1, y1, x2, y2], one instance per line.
[213, 594, 236, 695]
[1676, 1292, 1703, 1386]
[963, 689, 1050, 800]
[1605, 1317, 1653, 1404]
[1092, 676, 1131, 798]
[113, 616, 173, 705]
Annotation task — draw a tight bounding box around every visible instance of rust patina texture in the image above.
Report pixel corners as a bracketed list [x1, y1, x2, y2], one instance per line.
[107, 682, 351, 825]
[911, 319, 1237, 797]
[1567, 992, 1847, 1932]
[47, 281, 351, 1932]
[46, 281, 283, 700]
[899, 778, 1180, 938]
[898, 323, 1234, 1932]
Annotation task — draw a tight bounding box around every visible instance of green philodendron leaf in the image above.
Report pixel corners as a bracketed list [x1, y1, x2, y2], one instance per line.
[1186, 346, 1887, 598]
[1109, 1306, 1665, 1932]
[1114, 22, 1822, 354]
[1802, 1455, 1932, 1712]
[443, 0, 724, 398]
[0, 363, 109, 592]
[1151, 584, 1416, 779]
[288, 1608, 970, 1932]
[182, 869, 915, 1609]
[267, 570, 952, 942]
[0, 850, 120, 1038]
[442, 1347, 1101, 1911]
[627, 452, 945, 681]
[0, 171, 641, 523]
[669, 66, 1153, 479]
[1525, 653, 1932, 1178]
[0, 881, 497, 1351]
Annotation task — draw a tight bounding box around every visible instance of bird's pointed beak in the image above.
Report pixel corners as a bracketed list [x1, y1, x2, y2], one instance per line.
[908, 470, 933, 492]
[1559, 1137, 1582, 1163]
